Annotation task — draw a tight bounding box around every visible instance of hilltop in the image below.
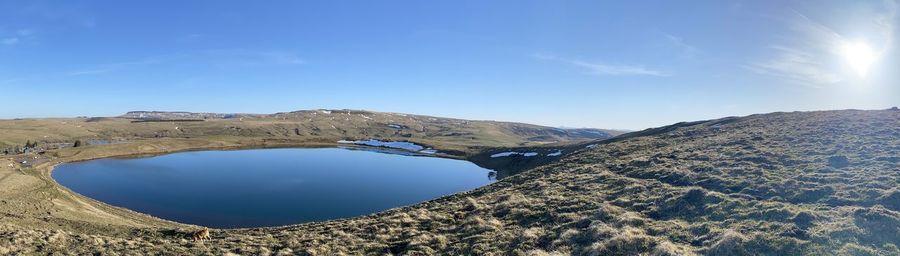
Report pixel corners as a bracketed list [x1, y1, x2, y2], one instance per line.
[1, 109, 898, 255]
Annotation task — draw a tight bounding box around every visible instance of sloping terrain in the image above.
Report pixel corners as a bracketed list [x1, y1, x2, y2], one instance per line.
[0, 109, 617, 156]
[1, 109, 898, 255]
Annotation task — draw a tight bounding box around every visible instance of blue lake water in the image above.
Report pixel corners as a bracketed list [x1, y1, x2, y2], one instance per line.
[52, 148, 494, 228]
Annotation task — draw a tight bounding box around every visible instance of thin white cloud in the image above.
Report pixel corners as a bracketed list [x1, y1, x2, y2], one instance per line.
[746, 12, 844, 86]
[570, 60, 671, 77]
[1, 28, 38, 46]
[745, 46, 839, 87]
[532, 53, 671, 77]
[201, 49, 307, 67]
[663, 33, 701, 59]
[65, 69, 111, 76]
[747, 1, 897, 87]
[65, 58, 165, 76]
[0, 78, 24, 84]
[64, 49, 307, 76]
[877, 0, 898, 50]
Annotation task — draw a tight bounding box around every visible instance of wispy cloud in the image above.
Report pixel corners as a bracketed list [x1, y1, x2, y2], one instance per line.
[0, 78, 24, 85]
[258, 51, 306, 65]
[65, 58, 165, 76]
[201, 49, 307, 67]
[65, 69, 112, 76]
[746, 1, 897, 87]
[745, 46, 839, 87]
[663, 33, 700, 59]
[0, 28, 37, 46]
[532, 53, 671, 77]
[64, 49, 307, 76]
[569, 60, 671, 77]
[878, 0, 899, 49]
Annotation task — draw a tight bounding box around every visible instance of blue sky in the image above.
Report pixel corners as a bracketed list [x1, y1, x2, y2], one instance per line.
[1, 1, 897, 130]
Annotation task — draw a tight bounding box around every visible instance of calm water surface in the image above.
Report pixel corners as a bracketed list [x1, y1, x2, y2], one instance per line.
[53, 148, 494, 228]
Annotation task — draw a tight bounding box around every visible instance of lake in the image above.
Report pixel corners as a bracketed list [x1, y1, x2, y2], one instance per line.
[52, 147, 494, 228]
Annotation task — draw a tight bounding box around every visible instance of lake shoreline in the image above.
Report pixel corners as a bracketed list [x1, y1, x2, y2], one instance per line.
[0, 109, 613, 254]
[0, 137, 472, 244]
[53, 147, 494, 228]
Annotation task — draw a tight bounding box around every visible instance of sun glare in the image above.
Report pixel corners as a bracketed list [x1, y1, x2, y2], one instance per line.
[841, 41, 877, 77]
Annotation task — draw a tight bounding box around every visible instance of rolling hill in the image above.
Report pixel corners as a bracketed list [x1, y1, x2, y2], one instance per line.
[0, 109, 897, 255]
[0, 109, 620, 155]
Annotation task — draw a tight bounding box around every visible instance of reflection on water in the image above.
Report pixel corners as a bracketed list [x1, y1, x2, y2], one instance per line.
[53, 148, 494, 228]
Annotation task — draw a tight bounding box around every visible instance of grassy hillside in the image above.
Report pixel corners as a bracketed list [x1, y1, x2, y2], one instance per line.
[1, 109, 897, 255]
[0, 109, 616, 155]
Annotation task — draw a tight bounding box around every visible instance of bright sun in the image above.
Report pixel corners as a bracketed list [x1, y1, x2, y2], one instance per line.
[841, 41, 877, 77]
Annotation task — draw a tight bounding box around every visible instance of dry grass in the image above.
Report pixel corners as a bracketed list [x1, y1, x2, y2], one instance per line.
[0, 109, 898, 255]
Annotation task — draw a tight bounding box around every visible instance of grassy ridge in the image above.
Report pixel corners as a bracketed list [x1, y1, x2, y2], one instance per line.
[0, 109, 619, 154]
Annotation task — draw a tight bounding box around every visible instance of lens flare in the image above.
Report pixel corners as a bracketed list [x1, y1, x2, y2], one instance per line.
[841, 41, 877, 77]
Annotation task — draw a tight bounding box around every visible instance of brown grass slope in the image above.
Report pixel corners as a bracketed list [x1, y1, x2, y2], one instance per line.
[1, 109, 898, 255]
[0, 109, 612, 155]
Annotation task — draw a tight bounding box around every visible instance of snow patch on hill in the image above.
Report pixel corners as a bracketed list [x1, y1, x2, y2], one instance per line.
[491, 152, 539, 158]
